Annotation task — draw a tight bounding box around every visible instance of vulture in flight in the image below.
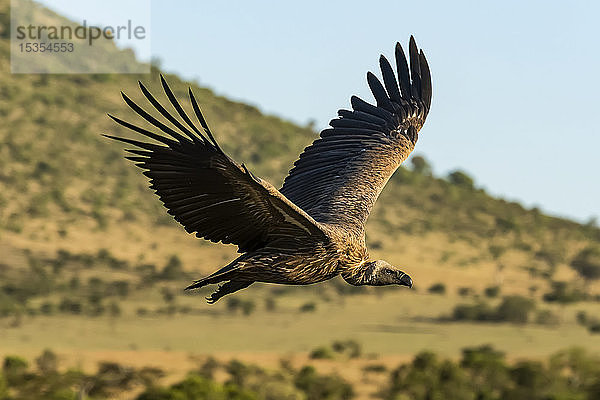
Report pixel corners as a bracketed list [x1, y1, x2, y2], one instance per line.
[105, 37, 432, 303]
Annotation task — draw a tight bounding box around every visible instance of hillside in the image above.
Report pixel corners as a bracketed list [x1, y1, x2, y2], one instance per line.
[1, 0, 599, 297]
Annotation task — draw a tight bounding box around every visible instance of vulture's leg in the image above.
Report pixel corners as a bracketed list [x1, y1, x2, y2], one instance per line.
[206, 281, 253, 304]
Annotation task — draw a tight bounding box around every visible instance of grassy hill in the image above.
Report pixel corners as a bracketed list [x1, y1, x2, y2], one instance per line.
[2, 2, 600, 398]
[1, 5, 598, 280]
[1, 0, 599, 295]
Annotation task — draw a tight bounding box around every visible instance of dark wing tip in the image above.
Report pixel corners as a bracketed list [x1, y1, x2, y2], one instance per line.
[407, 36, 422, 100]
[419, 49, 432, 112]
[379, 53, 402, 103]
[409, 35, 416, 48]
[159, 74, 170, 91]
[366, 71, 394, 112]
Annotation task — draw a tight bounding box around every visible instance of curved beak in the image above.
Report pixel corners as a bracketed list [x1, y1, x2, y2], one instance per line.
[399, 273, 413, 288]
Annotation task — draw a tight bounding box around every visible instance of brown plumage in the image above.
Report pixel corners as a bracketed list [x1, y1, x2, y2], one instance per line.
[105, 37, 432, 303]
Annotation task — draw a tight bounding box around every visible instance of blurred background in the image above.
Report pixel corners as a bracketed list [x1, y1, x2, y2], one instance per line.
[1, 1, 599, 399]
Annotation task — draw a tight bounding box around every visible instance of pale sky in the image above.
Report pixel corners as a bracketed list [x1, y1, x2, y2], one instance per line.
[35, 0, 600, 223]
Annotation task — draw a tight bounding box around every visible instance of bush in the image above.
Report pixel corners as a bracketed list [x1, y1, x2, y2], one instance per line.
[137, 374, 258, 400]
[571, 246, 600, 282]
[240, 300, 255, 316]
[452, 302, 496, 322]
[410, 155, 431, 175]
[309, 347, 334, 360]
[363, 363, 387, 373]
[226, 298, 255, 316]
[160, 255, 185, 280]
[496, 296, 535, 324]
[160, 288, 175, 304]
[447, 170, 474, 189]
[264, 298, 277, 312]
[59, 298, 82, 314]
[332, 340, 362, 358]
[576, 311, 588, 326]
[137, 307, 149, 317]
[108, 301, 121, 318]
[3, 355, 28, 385]
[294, 366, 353, 400]
[543, 281, 587, 304]
[428, 283, 446, 295]
[39, 301, 55, 315]
[457, 287, 474, 297]
[299, 302, 317, 313]
[197, 357, 219, 379]
[535, 309, 559, 326]
[589, 323, 600, 334]
[107, 280, 130, 298]
[384, 350, 473, 400]
[450, 296, 536, 324]
[484, 286, 500, 298]
[36, 349, 58, 374]
[226, 298, 242, 313]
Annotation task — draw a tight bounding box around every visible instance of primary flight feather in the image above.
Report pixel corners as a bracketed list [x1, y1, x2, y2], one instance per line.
[106, 37, 432, 303]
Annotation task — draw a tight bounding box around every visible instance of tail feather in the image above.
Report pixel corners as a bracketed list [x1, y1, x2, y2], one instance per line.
[185, 255, 246, 290]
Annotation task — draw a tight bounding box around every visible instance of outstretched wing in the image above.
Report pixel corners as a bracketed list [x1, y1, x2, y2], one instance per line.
[105, 75, 326, 253]
[280, 37, 432, 233]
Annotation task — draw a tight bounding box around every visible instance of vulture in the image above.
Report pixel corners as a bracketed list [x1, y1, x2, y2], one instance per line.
[105, 37, 432, 303]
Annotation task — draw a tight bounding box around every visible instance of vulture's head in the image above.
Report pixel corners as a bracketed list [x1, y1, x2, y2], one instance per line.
[368, 260, 413, 287]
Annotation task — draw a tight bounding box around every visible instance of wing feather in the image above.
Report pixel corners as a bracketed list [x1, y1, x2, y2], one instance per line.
[106, 76, 326, 253]
[280, 38, 432, 232]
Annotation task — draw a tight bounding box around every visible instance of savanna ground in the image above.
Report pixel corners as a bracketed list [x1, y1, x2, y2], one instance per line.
[2, 232, 600, 399]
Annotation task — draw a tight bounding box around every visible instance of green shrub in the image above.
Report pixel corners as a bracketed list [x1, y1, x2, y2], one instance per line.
[362, 363, 387, 373]
[137, 307, 149, 317]
[450, 296, 536, 324]
[535, 309, 559, 326]
[484, 286, 500, 298]
[576, 310, 588, 325]
[589, 323, 600, 334]
[160, 255, 184, 280]
[36, 349, 58, 374]
[241, 300, 255, 316]
[447, 170, 474, 189]
[39, 301, 55, 315]
[294, 366, 353, 400]
[59, 298, 82, 314]
[571, 246, 600, 282]
[543, 281, 587, 304]
[331, 340, 362, 358]
[108, 301, 121, 318]
[428, 283, 446, 295]
[197, 357, 219, 379]
[309, 347, 334, 360]
[299, 302, 317, 313]
[3, 355, 28, 385]
[410, 155, 431, 175]
[264, 298, 277, 312]
[452, 302, 496, 322]
[496, 296, 535, 324]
